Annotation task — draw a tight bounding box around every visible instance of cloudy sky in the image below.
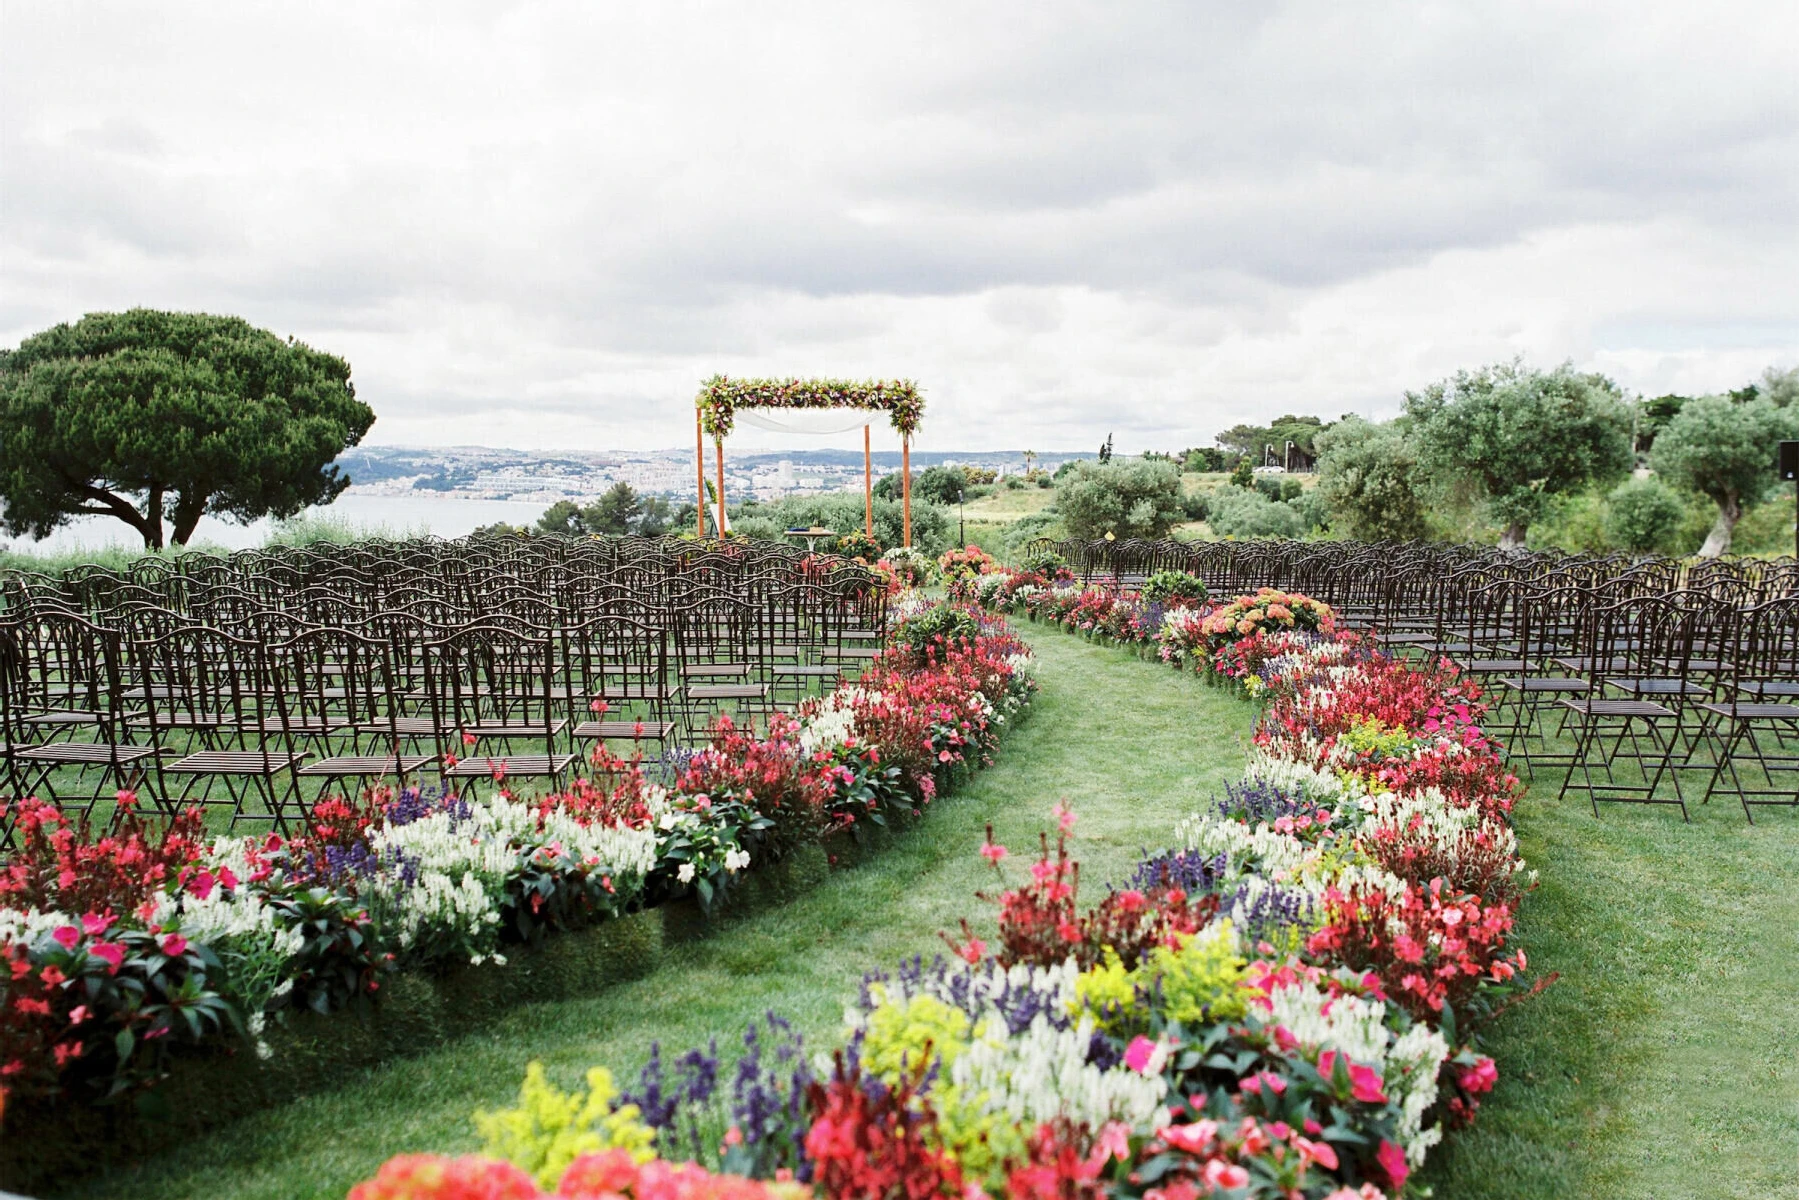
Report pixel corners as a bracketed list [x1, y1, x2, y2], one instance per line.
[3, 1, 1796, 455]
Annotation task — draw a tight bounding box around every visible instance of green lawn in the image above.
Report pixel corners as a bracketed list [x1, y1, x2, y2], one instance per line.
[54, 628, 1799, 1200]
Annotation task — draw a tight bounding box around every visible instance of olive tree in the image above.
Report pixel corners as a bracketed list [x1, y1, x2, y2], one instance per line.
[1312, 417, 1430, 541]
[0, 310, 374, 547]
[1650, 396, 1796, 557]
[1054, 459, 1185, 540]
[1404, 361, 1633, 550]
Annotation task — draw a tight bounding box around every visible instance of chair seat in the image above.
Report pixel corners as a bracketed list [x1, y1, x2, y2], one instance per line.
[1603, 677, 1707, 696]
[1734, 680, 1799, 698]
[238, 717, 345, 734]
[1698, 702, 1799, 721]
[773, 665, 842, 677]
[687, 683, 770, 701]
[128, 711, 232, 729]
[1455, 659, 1528, 673]
[299, 754, 436, 777]
[597, 683, 672, 701]
[15, 742, 159, 765]
[681, 663, 750, 678]
[19, 710, 107, 727]
[444, 753, 575, 778]
[1499, 677, 1590, 693]
[164, 751, 307, 775]
[574, 720, 676, 741]
[461, 719, 569, 739]
[1557, 698, 1674, 718]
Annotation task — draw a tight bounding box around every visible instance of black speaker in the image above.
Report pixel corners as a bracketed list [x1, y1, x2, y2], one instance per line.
[1781, 440, 1799, 482]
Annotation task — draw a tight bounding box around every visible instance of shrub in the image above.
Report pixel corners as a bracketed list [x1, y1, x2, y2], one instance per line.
[1138, 570, 1208, 607]
[1054, 459, 1186, 540]
[1604, 477, 1686, 554]
[894, 604, 983, 656]
[1017, 547, 1069, 578]
[1206, 489, 1306, 539]
[833, 530, 882, 560]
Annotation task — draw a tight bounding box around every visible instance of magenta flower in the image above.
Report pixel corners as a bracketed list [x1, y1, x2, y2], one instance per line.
[1377, 1139, 1410, 1188]
[52, 925, 81, 951]
[979, 842, 1008, 864]
[160, 934, 190, 957]
[79, 913, 110, 937]
[88, 942, 124, 972]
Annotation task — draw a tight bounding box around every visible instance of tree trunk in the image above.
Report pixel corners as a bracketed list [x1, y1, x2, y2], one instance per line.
[1497, 519, 1529, 551]
[143, 483, 165, 549]
[1698, 492, 1741, 557]
[169, 491, 208, 547]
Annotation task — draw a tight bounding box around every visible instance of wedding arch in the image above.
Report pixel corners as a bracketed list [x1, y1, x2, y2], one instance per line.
[693, 376, 925, 546]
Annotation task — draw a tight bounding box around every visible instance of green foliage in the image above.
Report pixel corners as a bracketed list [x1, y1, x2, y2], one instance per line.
[1650, 395, 1797, 555]
[1001, 510, 1062, 557]
[1183, 446, 1230, 473]
[0, 309, 375, 548]
[1228, 459, 1255, 489]
[736, 494, 951, 554]
[834, 529, 882, 559]
[1018, 547, 1069, 576]
[893, 603, 983, 654]
[473, 1062, 655, 1189]
[1205, 487, 1306, 539]
[1054, 459, 1185, 540]
[1604, 478, 1688, 555]
[532, 489, 689, 539]
[1138, 570, 1208, 605]
[1214, 414, 1330, 460]
[1405, 361, 1633, 547]
[1313, 417, 1431, 541]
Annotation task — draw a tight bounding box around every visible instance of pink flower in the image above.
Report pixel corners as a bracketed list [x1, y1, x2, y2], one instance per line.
[1376, 1140, 1410, 1189]
[88, 942, 124, 972]
[52, 925, 81, 951]
[1294, 1136, 1339, 1170]
[980, 842, 1009, 864]
[1459, 1056, 1498, 1094]
[938, 750, 954, 763]
[1052, 801, 1076, 833]
[79, 913, 111, 936]
[957, 937, 986, 965]
[1123, 1036, 1165, 1075]
[160, 934, 189, 957]
[1157, 1120, 1218, 1155]
[1202, 1160, 1249, 1190]
[1318, 1050, 1388, 1104]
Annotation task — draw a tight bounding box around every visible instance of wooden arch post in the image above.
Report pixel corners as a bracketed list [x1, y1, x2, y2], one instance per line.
[902, 434, 912, 548]
[694, 408, 707, 536]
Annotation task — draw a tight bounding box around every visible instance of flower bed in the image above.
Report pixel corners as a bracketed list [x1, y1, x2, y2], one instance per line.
[0, 599, 1036, 1192]
[344, 595, 1543, 1199]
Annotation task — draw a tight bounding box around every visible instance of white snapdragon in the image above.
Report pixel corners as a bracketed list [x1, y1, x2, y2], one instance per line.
[950, 1013, 1169, 1134]
[1264, 978, 1449, 1162]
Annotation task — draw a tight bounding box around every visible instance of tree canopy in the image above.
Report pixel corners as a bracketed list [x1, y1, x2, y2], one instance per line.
[534, 484, 680, 538]
[1650, 396, 1796, 556]
[1054, 459, 1185, 540]
[1404, 361, 1633, 549]
[0, 310, 375, 547]
[1313, 417, 1430, 541]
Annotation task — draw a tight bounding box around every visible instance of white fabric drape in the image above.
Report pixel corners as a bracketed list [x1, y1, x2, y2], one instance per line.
[735, 408, 879, 435]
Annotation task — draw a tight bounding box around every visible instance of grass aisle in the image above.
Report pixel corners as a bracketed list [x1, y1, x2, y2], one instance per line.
[66, 628, 1257, 1200]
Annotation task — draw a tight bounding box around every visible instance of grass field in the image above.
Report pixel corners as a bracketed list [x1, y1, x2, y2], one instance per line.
[53, 626, 1799, 1200]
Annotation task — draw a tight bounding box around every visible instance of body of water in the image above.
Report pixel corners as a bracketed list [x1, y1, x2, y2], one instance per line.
[0, 494, 552, 557]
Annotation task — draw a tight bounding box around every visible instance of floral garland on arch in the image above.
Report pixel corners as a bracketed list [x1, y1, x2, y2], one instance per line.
[695, 376, 925, 439]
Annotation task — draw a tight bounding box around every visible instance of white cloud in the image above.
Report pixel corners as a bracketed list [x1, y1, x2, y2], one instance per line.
[1, 0, 1795, 453]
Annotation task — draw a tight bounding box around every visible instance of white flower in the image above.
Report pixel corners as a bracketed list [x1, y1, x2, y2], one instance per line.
[724, 849, 751, 872]
[677, 862, 697, 884]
